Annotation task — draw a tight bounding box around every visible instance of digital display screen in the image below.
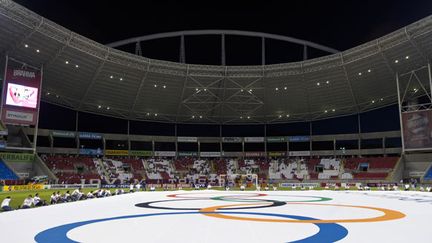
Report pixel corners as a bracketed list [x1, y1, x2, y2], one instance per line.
[5, 82, 38, 109]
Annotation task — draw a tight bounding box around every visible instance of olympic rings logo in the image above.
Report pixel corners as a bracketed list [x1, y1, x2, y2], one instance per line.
[34, 193, 405, 243]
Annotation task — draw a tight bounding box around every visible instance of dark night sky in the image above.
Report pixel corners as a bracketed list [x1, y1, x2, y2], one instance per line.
[13, 0, 432, 64]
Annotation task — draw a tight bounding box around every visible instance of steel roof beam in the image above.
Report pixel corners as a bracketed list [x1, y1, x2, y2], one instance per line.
[106, 30, 340, 54]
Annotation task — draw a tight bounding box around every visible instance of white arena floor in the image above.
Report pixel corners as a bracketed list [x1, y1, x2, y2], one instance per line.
[1, 190, 432, 243]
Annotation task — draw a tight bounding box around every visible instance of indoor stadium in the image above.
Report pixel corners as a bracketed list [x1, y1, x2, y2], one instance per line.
[1, 0, 432, 242]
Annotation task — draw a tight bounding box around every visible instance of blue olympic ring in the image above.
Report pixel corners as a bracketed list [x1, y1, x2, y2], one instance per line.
[34, 211, 348, 243]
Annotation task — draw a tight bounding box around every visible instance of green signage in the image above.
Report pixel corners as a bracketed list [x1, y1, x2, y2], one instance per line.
[178, 151, 198, 156]
[0, 152, 34, 162]
[129, 150, 153, 157]
[267, 137, 287, 143]
[51, 130, 76, 138]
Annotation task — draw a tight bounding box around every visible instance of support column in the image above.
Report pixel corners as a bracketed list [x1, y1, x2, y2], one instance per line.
[179, 35, 185, 63]
[135, 42, 142, 56]
[395, 72, 405, 153]
[0, 54, 8, 118]
[102, 137, 106, 157]
[287, 140, 289, 157]
[428, 62, 432, 99]
[264, 124, 267, 158]
[242, 140, 245, 158]
[76, 111, 80, 155]
[221, 34, 226, 66]
[127, 120, 131, 158]
[219, 125, 223, 156]
[49, 132, 53, 155]
[358, 114, 362, 156]
[32, 65, 43, 154]
[309, 121, 312, 153]
[333, 138, 336, 157]
[198, 141, 201, 157]
[261, 37, 265, 65]
[303, 45, 308, 60]
[174, 124, 178, 158]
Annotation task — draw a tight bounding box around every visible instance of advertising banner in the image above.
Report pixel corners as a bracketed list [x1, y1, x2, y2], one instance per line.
[279, 183, 319, 188]
[51, 130, 76, 138]
[177, 137, 198, 142]
[288, 151, 311, 156]
[130, 150, 153, 157]
[0, 152, 34, 162]
[154, 151, 176, 157]
[222, 151, 243, 157]
[267, 137, 287, 143]
[200, 151, 221, 157]
[101, 184, 131, 188]
[222, 137, 242, 143]
[268, 152, 286, 157]
[288, 136, 310, 142]
[402, 110, 432, 150]
[244, 137, 264, 143]
[3, 184, 44, 191]
[244, 152, 266, 157]
[178, 151, 198, 157]
[79, 132, 103, 140]
[79, 148, 103, 156]
[1, 58, 42, 125]
[105, 150, 128, 156]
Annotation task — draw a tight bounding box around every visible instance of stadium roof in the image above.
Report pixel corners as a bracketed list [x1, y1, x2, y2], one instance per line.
[0, 0, 431, 124]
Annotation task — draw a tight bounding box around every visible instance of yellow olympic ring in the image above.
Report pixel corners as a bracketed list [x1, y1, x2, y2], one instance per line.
[199, 202, 405, 223]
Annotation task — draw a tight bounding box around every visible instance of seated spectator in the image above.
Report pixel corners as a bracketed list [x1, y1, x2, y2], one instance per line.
[104, 189, 111, 196]
[55, 191, 61, 202]
[33, 193, 45, 207]
[63, 191, 71, 202]
[1, 196, 12, 211]
[22, 195, 33, 209]
[97, 189, 104, 197]
[71, 188, 84, 201]
[86, 191, 95, 199]
[50, 192, 57, 204]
